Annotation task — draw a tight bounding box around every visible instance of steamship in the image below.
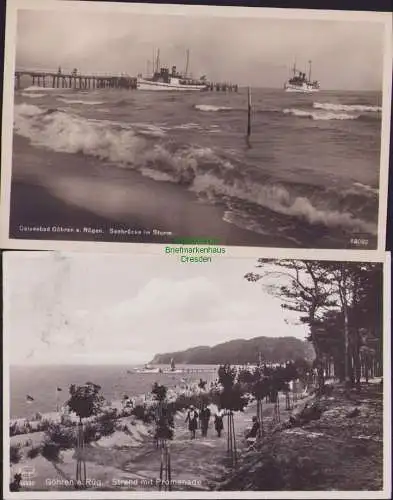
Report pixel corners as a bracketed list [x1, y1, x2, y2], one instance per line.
[137, 49, 208, 91]
[284, 60, 320, 93]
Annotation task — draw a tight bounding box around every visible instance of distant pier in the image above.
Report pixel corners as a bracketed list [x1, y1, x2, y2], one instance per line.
[205, 82, 238, 92]
[14, 69, 138, 91]
[14, 69, 237, 92]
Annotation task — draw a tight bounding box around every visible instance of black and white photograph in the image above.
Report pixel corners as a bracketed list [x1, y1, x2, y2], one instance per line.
[3, 251, 390, 497]
[0, 0, 392, 251]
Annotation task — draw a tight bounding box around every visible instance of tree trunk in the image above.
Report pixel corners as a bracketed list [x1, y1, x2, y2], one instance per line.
[354, 331, 361, 389]
[365, 356, 369, 383]
[309, 321, 324, 390]
[343, 302, 351, 387]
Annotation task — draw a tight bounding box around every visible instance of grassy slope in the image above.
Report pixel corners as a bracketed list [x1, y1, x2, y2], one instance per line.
[216, 382, 383, 491]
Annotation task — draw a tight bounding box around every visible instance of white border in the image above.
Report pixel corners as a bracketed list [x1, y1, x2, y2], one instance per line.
[0, 0, 392, 256]
[2, 250, 392, 499]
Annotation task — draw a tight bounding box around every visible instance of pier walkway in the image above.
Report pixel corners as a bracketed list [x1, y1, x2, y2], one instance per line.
[15, 68, 237, 92]
[14, 69, 137, 90]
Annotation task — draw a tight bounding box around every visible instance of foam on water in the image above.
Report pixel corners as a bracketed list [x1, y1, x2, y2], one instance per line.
[283, 108, 359, 121]
[191, 173, 377, 235]
[57, 98, 105, 105]
[13, 102, 378, 237]
[23, 85, 69, 92]
[21, 92, 46, 98]
[313, 102, 382, 113]
[352, 182, 379, 196]
[194, 104, 233, 112]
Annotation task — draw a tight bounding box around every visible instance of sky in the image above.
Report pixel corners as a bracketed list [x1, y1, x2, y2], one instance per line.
[4, 252, 309, 366]
[14, 8, 385, 90]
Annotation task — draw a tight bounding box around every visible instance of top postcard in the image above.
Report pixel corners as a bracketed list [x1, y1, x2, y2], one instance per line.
[1, 0, 392, 255]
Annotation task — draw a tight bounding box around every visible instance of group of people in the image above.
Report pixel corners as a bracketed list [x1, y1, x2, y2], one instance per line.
[185, 405, 224, 439]
[185, 405, 262, 449]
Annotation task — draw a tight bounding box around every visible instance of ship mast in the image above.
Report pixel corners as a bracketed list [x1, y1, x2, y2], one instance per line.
[308, 60, 312, 82]
[185, 49, 190, 77]
[292, 60, 297, 77]
[156, 49, 160, 73]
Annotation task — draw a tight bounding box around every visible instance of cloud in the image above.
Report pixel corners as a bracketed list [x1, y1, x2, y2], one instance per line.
[108, 276, 221, 322]
[6, 253, 308, 365]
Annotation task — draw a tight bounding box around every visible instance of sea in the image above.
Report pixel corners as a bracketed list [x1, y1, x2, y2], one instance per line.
[12, 85, 382, 248]
[10, 364, 218, 419]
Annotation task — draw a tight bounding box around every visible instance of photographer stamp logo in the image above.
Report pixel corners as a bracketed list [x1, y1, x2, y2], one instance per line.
[17, 465, 36, 486]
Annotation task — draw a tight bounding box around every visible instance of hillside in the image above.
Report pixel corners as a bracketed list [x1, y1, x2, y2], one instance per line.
[150, 336, 315, 365]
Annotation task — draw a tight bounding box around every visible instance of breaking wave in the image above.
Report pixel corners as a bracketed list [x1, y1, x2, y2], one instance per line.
[352, 182, 379, 196]
[190, 174, 377, 235]
[22, 86, 65, 92]
[21, 92, 46, 98]
[313, 102, 382, 113]
[194, 104, 233, 112]
[283, 108, 359, 121]
[13, 103, 377, 237]
[57, 98, 104, 105]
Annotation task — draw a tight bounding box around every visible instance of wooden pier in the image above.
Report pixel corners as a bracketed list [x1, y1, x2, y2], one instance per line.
[205, 82, 238, 92]
[14, 70, 138, 91]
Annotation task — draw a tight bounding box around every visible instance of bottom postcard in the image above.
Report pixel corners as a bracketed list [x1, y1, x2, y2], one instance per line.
[2, 251, 391, 499]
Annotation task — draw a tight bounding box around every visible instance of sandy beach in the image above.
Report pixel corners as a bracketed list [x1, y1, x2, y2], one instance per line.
[9, 389, 301, 492]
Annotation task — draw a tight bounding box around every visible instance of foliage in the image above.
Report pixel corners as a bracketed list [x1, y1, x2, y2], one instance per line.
[151, 336, 314, 365]
[151, 382, 167, 402]
[60, 414, 75, 427]
[154, 407, 174, 441]
[83, 421, 101, 443]
[41, 442, 61, 462]
[27, 445, 41, 459]
[45, 422, 76, 449]
[245, 259, 383, 388]
[66, 382, 105, 421]
[217, 364, 249, 411]
[131, 404, 155, 423]
[10, 444, 22, 464]
[96, 409, 117, 437]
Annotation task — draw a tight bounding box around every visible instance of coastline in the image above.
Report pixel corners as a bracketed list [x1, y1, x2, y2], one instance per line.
[9, 135, 297, 247]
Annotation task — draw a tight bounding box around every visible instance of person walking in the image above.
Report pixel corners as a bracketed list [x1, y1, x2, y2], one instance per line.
[214, 410, 224, 437]
[185, 405, 199, 439]
[199, 405, 211, 437]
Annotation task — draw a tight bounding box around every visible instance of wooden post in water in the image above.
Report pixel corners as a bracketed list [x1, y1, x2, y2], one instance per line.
[247, 86, 252, 138]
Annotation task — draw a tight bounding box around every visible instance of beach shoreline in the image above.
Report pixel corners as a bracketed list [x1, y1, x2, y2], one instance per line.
[7, 131, 378, 249]
[9, 134, 294, 247]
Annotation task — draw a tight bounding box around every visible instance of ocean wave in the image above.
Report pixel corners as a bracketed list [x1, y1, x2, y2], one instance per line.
[194, 104, 233, 112]
[191, 173, 377, 235]
[58, 98, 104, 105]
[283, 108, 358, 121]
[22, 86, 65, 92]
[13, 103, 376, 236]
[14, 103, 44, 117]
[223, 209, 302, 245]
[21, 92, 46, 98]
[171, 123, 203, 130]
[352, 182, 379, 196]
[313, 102, 382, 113]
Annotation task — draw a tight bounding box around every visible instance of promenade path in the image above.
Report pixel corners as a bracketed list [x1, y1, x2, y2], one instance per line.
[10, 393, 306, 492]
[118, 394, 295, 491]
